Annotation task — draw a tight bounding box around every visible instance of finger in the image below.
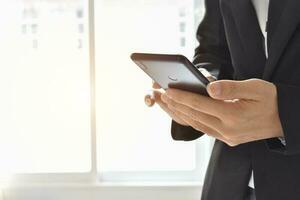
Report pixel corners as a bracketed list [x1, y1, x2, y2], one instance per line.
[144, 88, 164, 107]
[165, 96, 222, 130]
[161, 92, 168, 104]
[207, 79, 274, 101]
[165, 89, 225, 117]
[172, 109, 227, 141]
[154, 91, 188, 126]
[144, 94, 155, 107]
[153, 90, 163, 103]
[154, 91, 174, 114]
[152, 82, 162, 89]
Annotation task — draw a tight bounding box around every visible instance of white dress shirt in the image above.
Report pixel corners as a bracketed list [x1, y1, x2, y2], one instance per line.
[249, 0, 270, 189]
[252, 0, 270, 39]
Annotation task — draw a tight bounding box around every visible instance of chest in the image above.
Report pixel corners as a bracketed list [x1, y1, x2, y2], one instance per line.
[219, 0, 300, 81]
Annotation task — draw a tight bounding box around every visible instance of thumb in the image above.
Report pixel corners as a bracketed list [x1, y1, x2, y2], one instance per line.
[207, 79, 265, 100]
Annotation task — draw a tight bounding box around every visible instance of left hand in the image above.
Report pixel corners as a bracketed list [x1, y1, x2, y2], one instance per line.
[161, 79, 284, 146]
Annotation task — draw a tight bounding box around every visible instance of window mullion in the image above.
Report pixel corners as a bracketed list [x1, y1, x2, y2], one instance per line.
[88, 0, 98, 180]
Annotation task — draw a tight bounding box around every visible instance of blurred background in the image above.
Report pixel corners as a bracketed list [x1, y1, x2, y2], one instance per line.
[0, 0, 213, 199]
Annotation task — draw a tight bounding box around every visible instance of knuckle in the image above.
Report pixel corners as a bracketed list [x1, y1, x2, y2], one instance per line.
[263, 82, 277, 98]
[227, 141, 238, 147]
[248, 79, 273, 98]
[247, 78, 262, 88]
[226, 138, 240, 147]
[226, 141, 235, 147]
[248, 78, 260, 83]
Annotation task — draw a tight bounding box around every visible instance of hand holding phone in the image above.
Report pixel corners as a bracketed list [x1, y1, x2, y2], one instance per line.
[131, 53, 213, 95]
[131, 53, 215, 126]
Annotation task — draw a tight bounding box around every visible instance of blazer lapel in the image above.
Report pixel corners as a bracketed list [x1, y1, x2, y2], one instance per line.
[263, 0, 300, 80]
[229, 0, 267, 78]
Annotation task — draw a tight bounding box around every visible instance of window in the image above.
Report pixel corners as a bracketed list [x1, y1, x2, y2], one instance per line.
[95, 0, 210, 183]
[0, 0, 209, 189]
[0, 0, 91, 175]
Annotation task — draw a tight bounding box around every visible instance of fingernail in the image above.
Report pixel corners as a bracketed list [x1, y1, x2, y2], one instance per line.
[208, 82, 221, 97]
[144, 95, 155, 107]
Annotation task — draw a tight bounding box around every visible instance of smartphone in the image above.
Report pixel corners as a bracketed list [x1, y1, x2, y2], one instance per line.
[131, 53, 212, 96]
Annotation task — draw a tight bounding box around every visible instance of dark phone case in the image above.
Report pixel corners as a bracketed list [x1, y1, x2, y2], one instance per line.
[131, 53, 210, 95]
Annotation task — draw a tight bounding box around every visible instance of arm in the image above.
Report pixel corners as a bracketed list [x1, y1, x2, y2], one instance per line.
[171, 0, 234, 141]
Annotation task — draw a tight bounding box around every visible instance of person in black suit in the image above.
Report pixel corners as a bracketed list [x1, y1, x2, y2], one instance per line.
[146, 0, 300, 199]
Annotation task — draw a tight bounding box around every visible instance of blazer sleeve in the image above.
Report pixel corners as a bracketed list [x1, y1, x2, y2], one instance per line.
[171, 0, 234, 141]
[266, 84, 300, 155]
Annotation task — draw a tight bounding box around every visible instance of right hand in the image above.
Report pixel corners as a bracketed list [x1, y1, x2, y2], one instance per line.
[144, 82, 189, 126]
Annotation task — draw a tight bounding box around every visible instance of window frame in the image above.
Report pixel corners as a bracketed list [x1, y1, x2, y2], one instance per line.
[3, 183, 203, 200]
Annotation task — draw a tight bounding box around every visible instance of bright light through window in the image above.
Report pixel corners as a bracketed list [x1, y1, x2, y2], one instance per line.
[95, 0, 209, 181]
[0, 0, 91, 174]
[0, 0, 210, 183]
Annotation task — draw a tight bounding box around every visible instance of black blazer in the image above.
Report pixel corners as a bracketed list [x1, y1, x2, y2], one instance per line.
[172, 0, 300, 199]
